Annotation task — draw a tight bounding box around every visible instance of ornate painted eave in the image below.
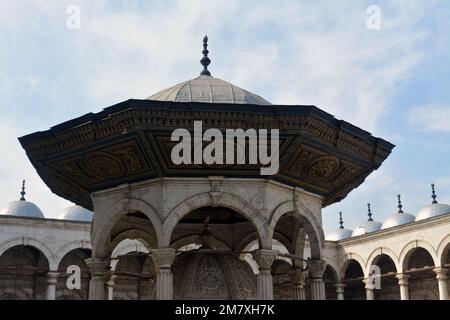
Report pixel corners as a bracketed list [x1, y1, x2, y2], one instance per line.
[19, 99, 394, 210]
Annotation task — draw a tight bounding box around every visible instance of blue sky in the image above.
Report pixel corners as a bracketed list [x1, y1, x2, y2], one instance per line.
[0, 0, 449, 236]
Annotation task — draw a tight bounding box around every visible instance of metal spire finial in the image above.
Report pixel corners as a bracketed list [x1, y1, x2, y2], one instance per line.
[339, 212, 344, 229]
[367, 203, 373, 221]
[431, 183, 438, 204]
[397, 194, 404, 213]
[20, 179, 26, 201]
[200, 35, 211, 76]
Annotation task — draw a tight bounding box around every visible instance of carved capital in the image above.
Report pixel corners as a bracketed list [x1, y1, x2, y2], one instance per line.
[307, 260, 326, 279]
[252, 249, 277, 271]
[395, 273, 410, 285]
[152, 248, 177, 270]
[46, 271, 60, 285]
[289, 268, 308, 285]
[85, 258, 109, 275]
[433, 267, 448, 280]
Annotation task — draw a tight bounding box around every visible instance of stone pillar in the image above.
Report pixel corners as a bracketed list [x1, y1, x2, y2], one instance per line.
[335, 282, 346, 300]
[152, 248, 177, 300]
[290, 268, 307, 300]
[308, 260, 326, 300]
[252, 249, 277, 300]
[396, 273, 410, 300]
[46, 271, 59, 300]
[363, 278, 375, 300]
[86, 258, 108, 300]
[106, 275, 117, 301]
[434, 268, 449, 300]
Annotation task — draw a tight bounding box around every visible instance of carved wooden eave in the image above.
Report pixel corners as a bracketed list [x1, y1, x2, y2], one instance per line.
[18, 99, 394, 210]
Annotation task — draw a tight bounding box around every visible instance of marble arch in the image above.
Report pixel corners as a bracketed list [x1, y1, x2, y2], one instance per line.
[399, 240, 438, 271]
[91, 197, 162, 257]
[161, 191, 269, 248]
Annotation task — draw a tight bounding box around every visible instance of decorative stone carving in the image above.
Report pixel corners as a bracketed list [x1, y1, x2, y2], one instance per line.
[252, 250, 277, 271]
[307, 259, 326, 278]
[151, 248, 177, 270]
[305, 156, 340, 182]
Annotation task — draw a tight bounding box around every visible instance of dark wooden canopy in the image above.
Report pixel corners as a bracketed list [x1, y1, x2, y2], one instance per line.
[19, 99, 394, 210]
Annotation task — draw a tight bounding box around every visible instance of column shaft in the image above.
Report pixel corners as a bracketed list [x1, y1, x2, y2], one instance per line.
[152, 248, 177, 300]
[396, 274, 410, 300]
[434, 268, 449, 300]
[46, 272, 59, 300]
[86, 258, 108, 300]
[252, 249, 277, 301]
[308, 260, 326, 300]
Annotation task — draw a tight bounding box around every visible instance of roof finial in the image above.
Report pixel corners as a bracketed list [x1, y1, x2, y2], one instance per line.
[367, 203, 373, 221]
[431, 183, 438, 204]
[339, 212, 344, 229]
[397, 194, 404, 213]
[200, 35, 211, 76]
[20, 179, 26, 201]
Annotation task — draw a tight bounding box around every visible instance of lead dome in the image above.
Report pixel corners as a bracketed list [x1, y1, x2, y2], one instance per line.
[147, 36, 271, 106]
[352, 203, 382, 236]
[57, 205, 93, 222]
[416, 184, 450, 221]
[326, 212, 352, 241]
[382, 195, 415, 229]
[0, 180, 45, 219]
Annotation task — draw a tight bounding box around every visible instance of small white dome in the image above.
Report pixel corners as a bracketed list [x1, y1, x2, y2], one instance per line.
[326, 228, 353, 241]
[0, 200, 45, 218]
[381, 212, 415, 229]
[352, 220, 382, 236]
[415, 203, 450, 221]
[57, 205, 93, 221]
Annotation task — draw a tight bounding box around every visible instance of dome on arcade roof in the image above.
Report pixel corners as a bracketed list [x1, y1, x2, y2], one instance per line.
[147, 36, 271, 106]
[381, 195, 415, 229]
[326, 212, 352, 241]
[0, 180, 45, 219]
[352, 203, 382, 236]
[57, 205, 93, 222]
[416, 184, 450, 221]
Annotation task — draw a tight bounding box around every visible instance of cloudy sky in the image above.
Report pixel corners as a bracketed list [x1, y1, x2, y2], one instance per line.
[1, 0, 449, 235]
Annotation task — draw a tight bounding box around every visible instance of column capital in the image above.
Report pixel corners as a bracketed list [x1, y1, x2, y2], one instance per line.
[85, 258, 109, 272]
[307, 259, 326, 279]
[334, 282, 346, 290]
[363, 278, 375, 290]
[46, 271, 59, 285]
[433, 267, 448, 280]
[396, 273, 410, 285]
[252, 249, 278, 271]
[151, 248, 177, 270]
[289, 268, 308, 285]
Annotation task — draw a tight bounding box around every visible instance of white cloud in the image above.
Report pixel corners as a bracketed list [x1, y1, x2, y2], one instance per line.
[408, 105, 450, 132]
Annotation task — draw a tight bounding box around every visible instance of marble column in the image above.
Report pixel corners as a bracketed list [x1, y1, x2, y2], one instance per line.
[434, 267, 449, 300]
[363, 278, 375, 300]
[86, 258, 108, 300]
[396, 273, 410, 300]
[252, 249, 277, 300]
[46, 271, 59, 300]
[106, 275, 117, 301]
[308, 260, 326, 300]
[290, 268, 307, 300]
[335, 282, 346, 300]
[152, 248, 177, 300]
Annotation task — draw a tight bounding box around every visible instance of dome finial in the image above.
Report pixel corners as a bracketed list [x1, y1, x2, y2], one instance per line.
[20, 179, 26, 201]
[200, 35, 211, 76]
[339, 212, 344, 229]
[367, 203, 373, 221]
[397, 194, 404, 213]
[431, 183, 438, 204]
